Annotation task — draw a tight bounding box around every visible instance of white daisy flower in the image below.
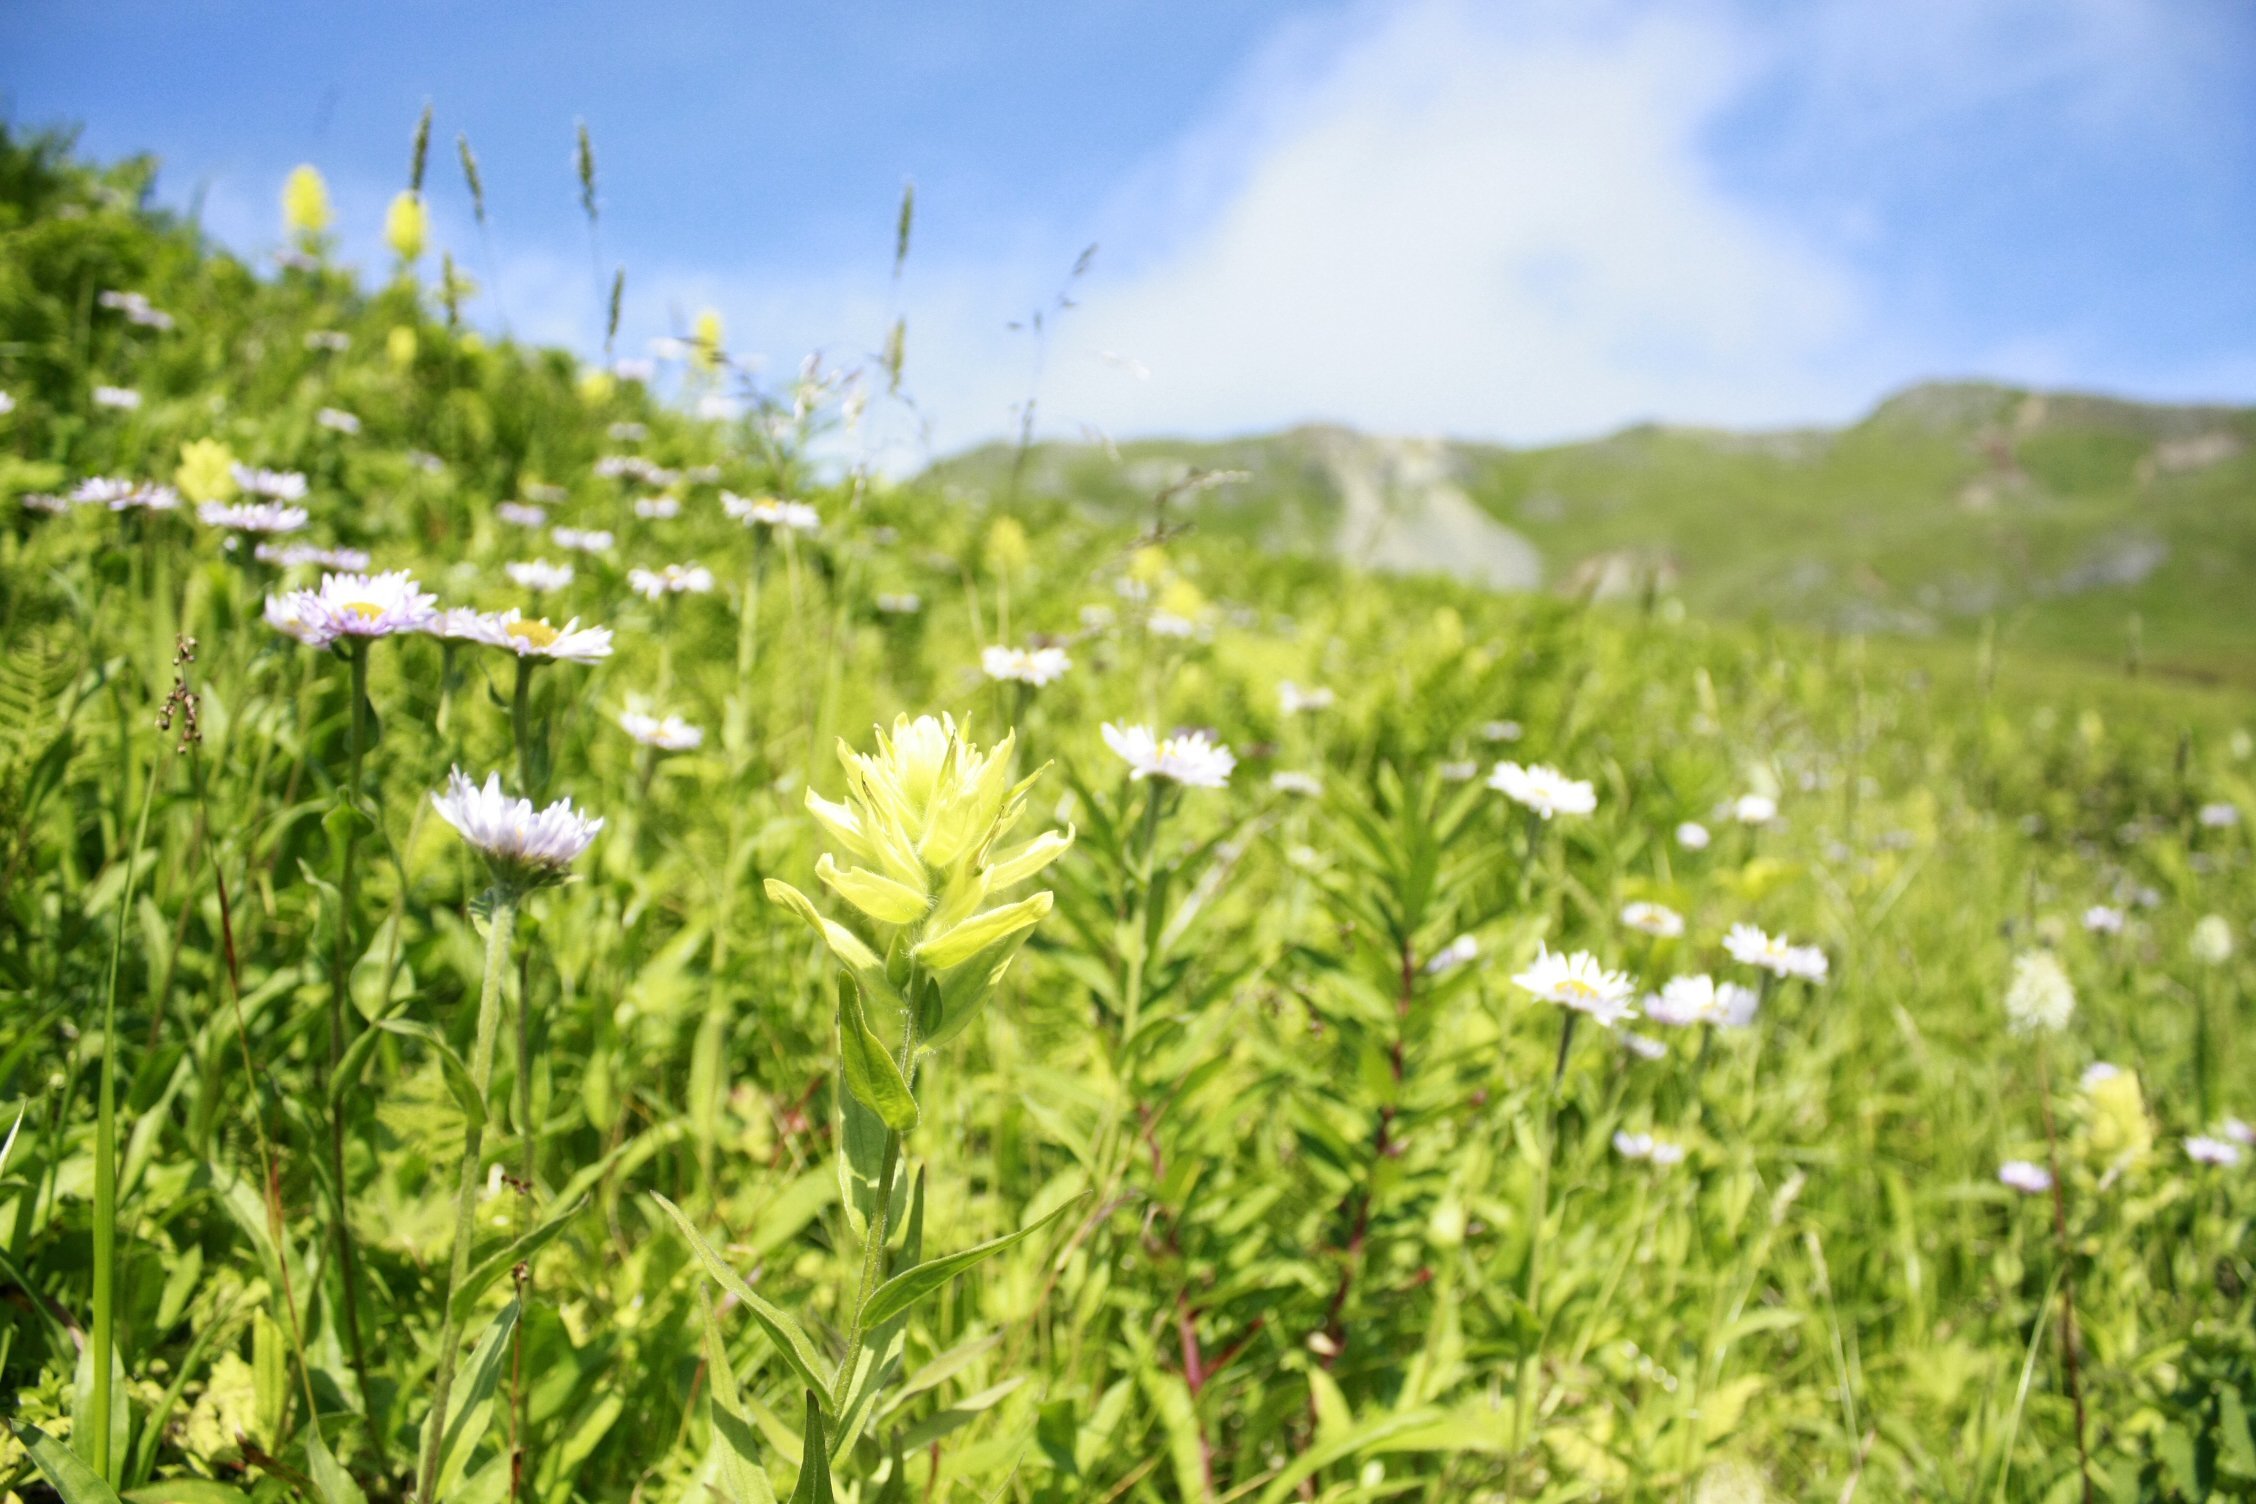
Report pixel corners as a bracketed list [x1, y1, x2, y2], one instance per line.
[1438, 760, 1480, 782]
[1512, 946, 1637, 1027]
[1079, 604, 1116, 629]
[267, 570, 439, 645]
[1643, 975, 1717, 1027]
[619, 711, 704, 751]
[1713, 980, 1761, 1026]
[316, 407, 362, 435]
[721, 492, 821, 533]
[1488, 762, 1597, 819]
[2081, 1062, 2122, 1090]
[2004, 950, 2075, 1036]
[230, 465, 309, 500]
[430, 767, 603, 892]
[1723, 923, 1822, 980]
[21, 493, 71, 515]
[633, 496, 680, 519]
[0, 391, 17, 415]
[1732, 794, 1778, 824]
[73, 477, 180, 511]
[2185, 1135, 2243, 1167]
[1676, 821, 1711, 850]
[99, 290, 174, 329]
[506, 559, 575, 593]
[1613, 1131, 1683, 1164]
[628, 563, 714, 600]
[1424, 935, 1479, 975]
[407, 450, 445, 474]
[2198, 802, 2241, 828]
[552, 527, 614, 554]
[524, 483, 569, 504]
[2082, 905, 2126, 934]
[1101, 722, 1236, 789]
[876, 593, 923, 615]
[1146, 610, 1197, 638]
[497, 502, 549, 527]
[981, 645, 1072, 686]
[2223, 1118, 2253, 1146]
[1278, 681, 1334, 714]
[1271, 771, 1324, 798]
[1483, 720, 1524, 742]
[438, 608, 613, 664]
[1621, 901, 1685, 939]
[92, 385, 142, 410]
[1622, 1032, 1668, 1061]
[255, 542, 369, 570]
[199, 500, 309, 534]
[1998, 1160, 2052, 1194]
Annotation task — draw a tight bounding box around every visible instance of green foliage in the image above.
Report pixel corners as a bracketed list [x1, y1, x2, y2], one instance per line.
[0, 123, 2251, 1504]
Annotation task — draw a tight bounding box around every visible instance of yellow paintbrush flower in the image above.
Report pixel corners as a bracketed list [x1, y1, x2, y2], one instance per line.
[385, 190, 428, 262]
[283, 164, 332, 240]
[174, 438, 239, 505]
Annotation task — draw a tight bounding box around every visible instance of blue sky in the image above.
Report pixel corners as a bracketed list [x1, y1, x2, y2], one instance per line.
[6, 0, 2253, 465]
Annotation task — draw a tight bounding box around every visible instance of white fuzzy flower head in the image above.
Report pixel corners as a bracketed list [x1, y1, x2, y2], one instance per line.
[230, 464, 309, 501]
[316, 407, 361, 435]
[876, 593, 923, 615]
[1513, 946, 1637, 1027]
[267, 570, 438, 646]
[551, 527, 614, 554]
[1621, 901, 1685, 939]
[1723, 923, 1820, 980]
[431, 767, 603, 893]
[2081, 1062, 2122, 1090]
[0, 391, 14, 415]
[2082, 905, 2126, 935]
[1102, 723, 1235, 789]
[1146, 610, 1197, 639]
[1483, 720, 1523, 743]
[1676, 821, 1711, 850]
[633, 496, 680, 519]
[1644, 975, 1715, 1027]
[1271, 770, 1324, 798]
[1424, 935, 1478, 976]
[981, 645, 1072, 686]
[199, 500, 309, 534]
[1998, 1161, 2053, 1194]
[1487, 762, 1596, 819]
[1438, 760, 1480, 783]
[2199, 802, 2241, 829]
[628, 563, 714, 600]
[1279, 681, 1334, 714]
[22, 493, 71, 515]
[1622, 1032, 1668, 1061]
[2004, 950, 2075, 1036]
[2185, 1135, 2243, 1167]
[497, 502, 549, 528]
[620, 711, 704, 751]
[256, 542, 369, 571]
[506, 559, 575, 592]
[2191, 915, 2235, 966]
[1780, 944, 1830, 983]
[92, 385, 142, 410]
[2223, 1118, 2254, 1146]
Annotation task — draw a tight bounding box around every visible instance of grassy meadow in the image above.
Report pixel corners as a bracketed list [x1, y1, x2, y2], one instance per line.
[1, 123, 2254, 1504]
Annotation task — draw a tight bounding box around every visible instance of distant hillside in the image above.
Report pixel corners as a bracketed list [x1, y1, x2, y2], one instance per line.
[930, 382, 2256, 681]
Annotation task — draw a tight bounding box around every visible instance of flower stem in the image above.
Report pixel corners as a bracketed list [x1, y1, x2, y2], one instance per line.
[418, 890, 518, 1504]
[511, 656, 538, 800]
[2035, 1045, 2094, 1504]
[1119, 781, 1167, 1056]
[330, 640, 380, 1465]
[836, 1014, 918, 1412]
[1515, 1009, 1578, 1453]
[91, 725, 163, 1483]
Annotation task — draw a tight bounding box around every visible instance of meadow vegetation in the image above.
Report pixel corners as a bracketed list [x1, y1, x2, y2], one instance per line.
[1, 122, 2253, 1504]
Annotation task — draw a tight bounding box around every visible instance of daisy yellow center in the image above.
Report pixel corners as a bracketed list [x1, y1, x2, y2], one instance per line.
[508, 619, 561, 648]
[345, 601, 384, 620]
[1560, 978, 1598, 998]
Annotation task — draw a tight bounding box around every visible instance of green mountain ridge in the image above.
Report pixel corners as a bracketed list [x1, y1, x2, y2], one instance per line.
[932, 379, 2256, 680]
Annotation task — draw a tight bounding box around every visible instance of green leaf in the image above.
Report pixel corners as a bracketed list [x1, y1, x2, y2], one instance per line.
[451, 1194, 587, 1323]
[787, 1392, 833, 1504]
[327, 1003, 398, 1109]
[764, 880, 905, 1015]
[837, 1086, 907, 1239]
[836, 974, 918, 1132]
[917, 926, 1037, 1053]
[302, 1423, 367, 1504]
[421, 1297, 519, 1502]
[124, 1483, 252, 1504]
[898, 1377, 1029, 1453]
[858, 1193, 1081, 1330]
[700, 1284, 780, 1504]
[379, 1019, 485, 1131]
[14, 1422, 125, 1504]
[649, 1193, 836, 1404]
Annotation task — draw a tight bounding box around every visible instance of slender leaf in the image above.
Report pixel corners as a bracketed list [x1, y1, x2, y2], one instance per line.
[649, 1193, 836, 1404]
[858, 1193, 1081, 1329]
